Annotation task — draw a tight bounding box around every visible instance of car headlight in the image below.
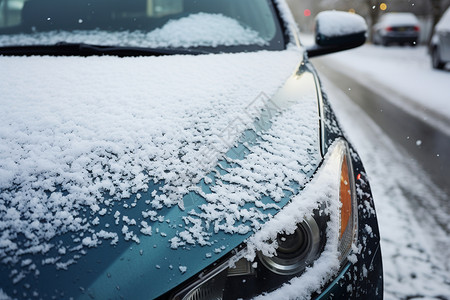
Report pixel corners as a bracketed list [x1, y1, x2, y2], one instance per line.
[257, 216, 321, 276]
[168, 139, 358, 300]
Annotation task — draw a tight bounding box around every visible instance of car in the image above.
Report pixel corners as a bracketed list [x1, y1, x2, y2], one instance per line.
[430, 7, 450, 69]
[373, 12, 420, 46]
[0, 1, 383, 299]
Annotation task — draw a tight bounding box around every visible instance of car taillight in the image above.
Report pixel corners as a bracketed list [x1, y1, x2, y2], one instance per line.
[414, 26, 420, 31]
[386, 26, 393, 31]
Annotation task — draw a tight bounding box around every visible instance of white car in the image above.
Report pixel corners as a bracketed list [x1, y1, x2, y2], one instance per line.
[373, 12, 420, 46]
[430, 7, 450, 69]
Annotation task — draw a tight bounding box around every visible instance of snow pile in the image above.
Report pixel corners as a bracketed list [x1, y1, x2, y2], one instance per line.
[316, 11, 367, 37]
[0, 13, 266, 48]
[0, 49, 303, 277]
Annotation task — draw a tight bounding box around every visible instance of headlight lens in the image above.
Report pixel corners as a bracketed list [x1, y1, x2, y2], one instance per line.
[172, 211, 328, 300]
[258, 216, 321, 276]
[170, 139, 358, 300]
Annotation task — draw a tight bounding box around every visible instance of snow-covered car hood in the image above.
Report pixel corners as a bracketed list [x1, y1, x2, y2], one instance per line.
[0, 48, 323, 298]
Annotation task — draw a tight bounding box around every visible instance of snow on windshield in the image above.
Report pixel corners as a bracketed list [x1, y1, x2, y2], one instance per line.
[316, 11, 367, 37]
[0, 48, 306, 281]
[145, 13, 267, 48]
[0, 13, 267, 48]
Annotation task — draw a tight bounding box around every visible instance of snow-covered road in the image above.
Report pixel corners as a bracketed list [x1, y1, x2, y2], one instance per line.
[324, 79, 449, 299]
[315, 44, 450, 299]
[316, 45, 450, 135]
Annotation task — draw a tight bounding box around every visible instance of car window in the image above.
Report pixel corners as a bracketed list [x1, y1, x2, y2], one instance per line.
[0, 0, 285, 52]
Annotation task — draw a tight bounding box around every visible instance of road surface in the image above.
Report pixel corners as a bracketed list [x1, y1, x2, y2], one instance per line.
[312, 57, 450, 226]
[313, 57, 449, 195]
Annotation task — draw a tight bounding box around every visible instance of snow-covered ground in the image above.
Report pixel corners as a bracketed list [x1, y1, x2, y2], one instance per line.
[315, 44, 450, 136]
[316, 45, 450, 299]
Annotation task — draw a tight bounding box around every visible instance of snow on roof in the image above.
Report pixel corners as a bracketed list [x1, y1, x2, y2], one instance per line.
[316, 11, 367, 37]
[0, 13, 267, 48]
[380, 12, 419, 26]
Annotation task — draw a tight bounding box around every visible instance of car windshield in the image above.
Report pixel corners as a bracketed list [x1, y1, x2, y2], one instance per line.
[0, 0, 285, 53]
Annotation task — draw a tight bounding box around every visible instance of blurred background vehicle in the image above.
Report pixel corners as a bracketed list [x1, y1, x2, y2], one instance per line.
[430, 7, 450, 69]
[287, 0, 450, 46]
[372, 12, 420, 46]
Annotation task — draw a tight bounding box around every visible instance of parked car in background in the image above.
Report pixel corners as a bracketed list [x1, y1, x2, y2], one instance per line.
[373, 12, 420, 46]
[0, 1, 383, 299]
[430, 7, 450, 69]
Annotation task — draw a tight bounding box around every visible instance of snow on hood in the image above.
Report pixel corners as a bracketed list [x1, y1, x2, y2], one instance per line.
[0, 48, 320, 279]
[80, 67, 323, 299]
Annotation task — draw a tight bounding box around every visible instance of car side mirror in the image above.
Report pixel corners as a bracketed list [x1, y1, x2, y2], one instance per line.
[306, 11, 367, 58]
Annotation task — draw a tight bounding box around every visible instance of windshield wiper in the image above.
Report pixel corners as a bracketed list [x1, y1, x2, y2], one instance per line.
[0, 42, 210, 57]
